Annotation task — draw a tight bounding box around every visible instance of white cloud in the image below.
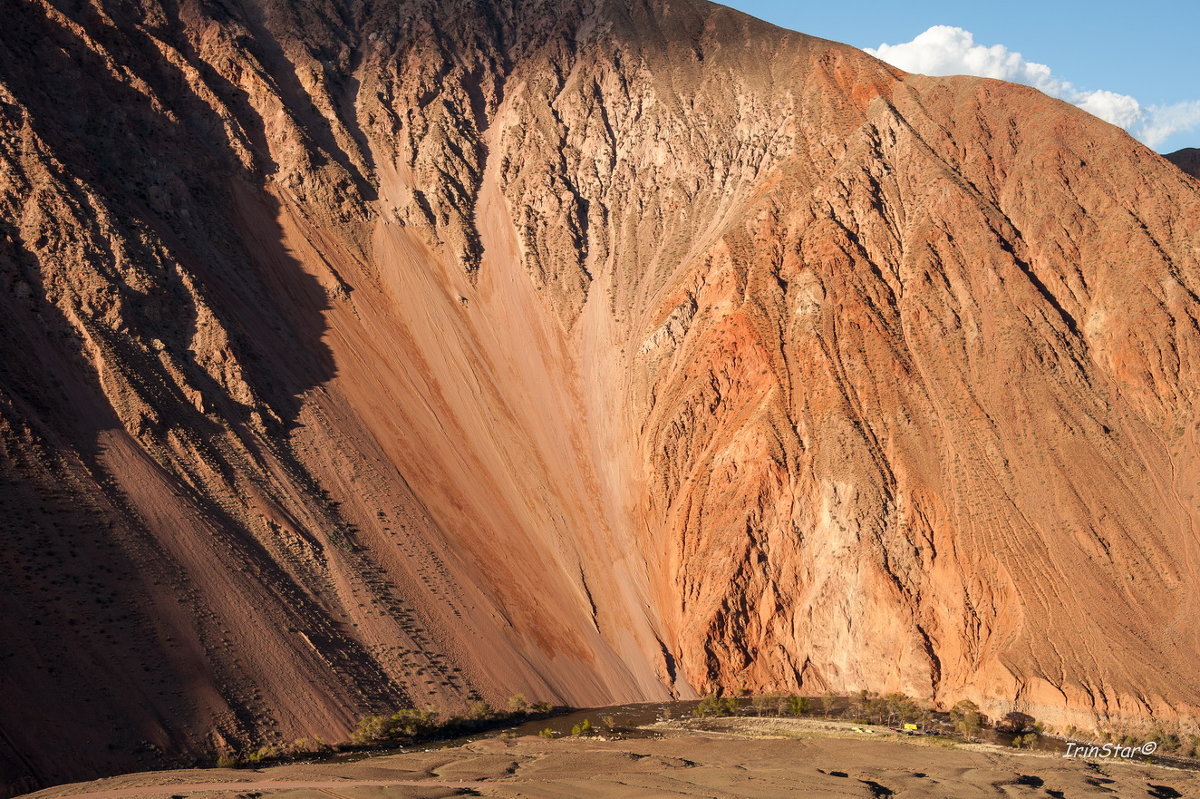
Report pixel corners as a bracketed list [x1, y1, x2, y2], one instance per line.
[865, 26, 1199, 149]
[1137, 100, 1200, 149]
[1072, 90, 1143, 130]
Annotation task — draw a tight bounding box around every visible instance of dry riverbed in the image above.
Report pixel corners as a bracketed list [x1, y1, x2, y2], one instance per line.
[21, 719, 1200, 798]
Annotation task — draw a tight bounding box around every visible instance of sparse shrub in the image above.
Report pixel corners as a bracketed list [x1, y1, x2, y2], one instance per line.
[1184, 735, 1200, 758]
[600, 714, 617, 730]
[507, 694, 529, 713]
[1182, 735, 1200, 758]
[538, 728, 556, 739]
[568, 720, 594, 736]
[468, 701, 494, 720]
[215, 754, 241, 768]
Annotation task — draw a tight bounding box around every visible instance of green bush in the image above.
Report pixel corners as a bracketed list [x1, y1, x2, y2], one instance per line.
[538, 728, 556, 739]
[788, 695, 811, 716]
[351, 709, 440, 745]
[245, 745, 282, 764]
[693, 694, 738, 717]
[289, 737, 329, 754]
[350, 715, 390, 745]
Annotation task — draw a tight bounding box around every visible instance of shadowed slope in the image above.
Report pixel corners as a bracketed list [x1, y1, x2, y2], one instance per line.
[1167, 147, 1200, 178]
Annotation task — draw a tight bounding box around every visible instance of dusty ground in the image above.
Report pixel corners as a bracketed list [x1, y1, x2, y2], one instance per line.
[5, 0, 1200, 793]
[22, 723, 1200, 799]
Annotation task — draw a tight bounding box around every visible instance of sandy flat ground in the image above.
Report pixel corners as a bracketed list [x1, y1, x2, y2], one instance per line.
[20, 720, 1200, 799]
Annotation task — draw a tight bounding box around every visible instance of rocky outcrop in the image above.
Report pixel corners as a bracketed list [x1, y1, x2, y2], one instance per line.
[2, 0, 1199, 793]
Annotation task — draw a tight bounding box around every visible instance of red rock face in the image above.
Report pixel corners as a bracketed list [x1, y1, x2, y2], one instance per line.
[2, 0, 1199, 792]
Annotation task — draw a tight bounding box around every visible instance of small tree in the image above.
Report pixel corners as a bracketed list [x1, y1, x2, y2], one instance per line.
[752, 695, 777, 717]
[351, 715, 390, 745]
[822, 691, 839, 718]
[882, 693, 911, 726]
[391, 709, 439, 738]
[997, 712, 1035, 734]
[468, 701, 494, 721]
[950, 700, 983, 740]
[507, 694, 529, 714]
[788, 695, 811, 716]
[849, 690, 877, 723]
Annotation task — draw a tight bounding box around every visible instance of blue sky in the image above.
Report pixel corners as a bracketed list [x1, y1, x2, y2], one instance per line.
[720, 0, 1200, 153]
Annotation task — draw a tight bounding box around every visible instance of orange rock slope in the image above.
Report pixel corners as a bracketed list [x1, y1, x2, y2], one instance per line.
[2, 0, 1199, 791]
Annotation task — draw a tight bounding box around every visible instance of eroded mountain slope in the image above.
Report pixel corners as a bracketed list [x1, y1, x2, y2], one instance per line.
[2, 0, 1199, 793]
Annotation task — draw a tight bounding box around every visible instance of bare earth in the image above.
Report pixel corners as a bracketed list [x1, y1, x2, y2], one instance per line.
[22, 723, 1200, 799]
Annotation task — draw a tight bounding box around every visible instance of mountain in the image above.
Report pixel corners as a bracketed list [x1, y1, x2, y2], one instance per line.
[1167, 147, 1200, 178]
[2, 0, 1199, 792]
